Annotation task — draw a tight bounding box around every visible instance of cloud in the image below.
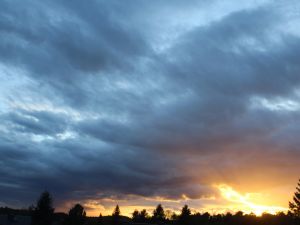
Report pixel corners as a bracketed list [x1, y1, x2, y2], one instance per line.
[0, 0, 300, 214]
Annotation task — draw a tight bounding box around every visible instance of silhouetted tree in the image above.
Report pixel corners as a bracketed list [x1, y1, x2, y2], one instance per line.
[152, 204, 165, 223]
[140, 209, 149, 222]
[132, 209, 149, 223]
[112, 205, 120, 217]
[112, 205, 121, 225]
[201, 212, 210, 224]
[178, 205, 191, 225]
[171, 212, 179, 221]
[65, 203, 86, 225]
[289, 179, 300, 218]
[235, 211, 244, 217]
[31, 191, 54, 225]
[98, 213, 103, 225]
[224, 212, 233, 224]
[132, 210, 140, 222]
[232, 211, 244, 225]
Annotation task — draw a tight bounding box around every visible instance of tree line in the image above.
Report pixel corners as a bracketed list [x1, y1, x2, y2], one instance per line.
[3, 179, 300, 225]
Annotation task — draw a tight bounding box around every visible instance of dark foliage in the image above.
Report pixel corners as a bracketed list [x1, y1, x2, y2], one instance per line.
[112, 205, 121, 225]
[98, 213, 103, 225]
[152, 204, 165, 223]
[31, 191, 54, 225]
[289, 179, 300, 218]
[132, 209, 149, 223]
[178, 205, 191, 225]
[64, 203, 86, 225]
[0, 207, 31, 216]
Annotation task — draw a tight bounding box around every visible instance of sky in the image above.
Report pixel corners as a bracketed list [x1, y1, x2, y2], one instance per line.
[1, 0, 300, 217]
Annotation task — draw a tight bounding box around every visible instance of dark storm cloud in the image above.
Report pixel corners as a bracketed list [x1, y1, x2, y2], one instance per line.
[0, 0, 150, 107]
[1, 0, 300, 210]
[0, 130, 188, 206]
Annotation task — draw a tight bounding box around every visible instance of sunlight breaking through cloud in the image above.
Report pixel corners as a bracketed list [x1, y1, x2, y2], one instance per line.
[217, 184, 287, 216]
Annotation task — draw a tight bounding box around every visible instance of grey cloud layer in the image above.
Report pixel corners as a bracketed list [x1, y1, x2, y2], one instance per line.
[1, 0, 300, 208]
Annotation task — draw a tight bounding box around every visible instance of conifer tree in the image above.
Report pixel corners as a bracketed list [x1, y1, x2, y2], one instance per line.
[179, 205, 191, 224]
[112, 205, 120, 217]
[98, 213, 103, 225]
[289, 179, 300, 217]
[152, 204, 165, 222]
[112, 205, 121, 224]
[31, 191, 54, 225]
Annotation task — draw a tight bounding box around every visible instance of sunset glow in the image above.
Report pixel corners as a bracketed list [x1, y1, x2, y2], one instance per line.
[60, 184, 289, 217]
[217, 184, 287, 216]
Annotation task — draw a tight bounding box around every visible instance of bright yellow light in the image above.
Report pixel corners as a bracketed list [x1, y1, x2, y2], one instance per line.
[217, 184, 287, 216]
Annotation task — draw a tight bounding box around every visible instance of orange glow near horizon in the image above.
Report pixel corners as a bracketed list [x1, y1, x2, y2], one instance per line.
[60, 184, 289, 217]
[217, 184, 287, 216]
